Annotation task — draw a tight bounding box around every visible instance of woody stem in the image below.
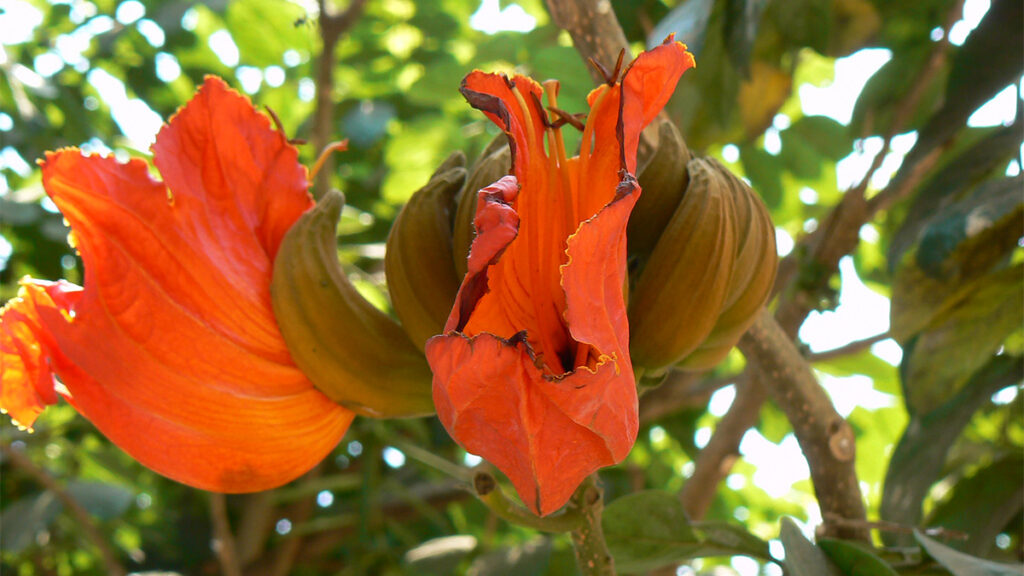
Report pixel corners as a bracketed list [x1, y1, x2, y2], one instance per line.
[569, 474, 616, 576]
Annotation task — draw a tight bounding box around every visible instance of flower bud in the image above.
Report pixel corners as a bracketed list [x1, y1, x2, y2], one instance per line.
[385, 152, 467, 350]
[628, 157, 777, 373]
[677, 159, 777, 371]
[271, 190, 435, 418]
[629, 119, 692, 259]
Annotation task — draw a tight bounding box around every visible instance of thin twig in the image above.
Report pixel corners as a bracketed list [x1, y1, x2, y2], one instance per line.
[680, 372, 766, 520]
[388, 438, 474, 481]
[807, 331, 892, 363]
[209, 492, 242, 576]
[312, 0, 368, 199]
[235, 492, 276, 566]
[638, 370, 707, 425]
[822, 513, 969, 541]
[544, 0, 632, 87]
[0, 442, 127, 576]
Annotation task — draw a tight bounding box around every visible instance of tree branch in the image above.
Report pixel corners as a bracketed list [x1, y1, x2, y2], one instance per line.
[544, 0, 632, 86]
[680, 373, 766, 521]
[313, 0, 367, 199]
[738, 309, 868, 541]
[209, 492, 242, 576]
[638, 371, 709, 425]
[807, 331, 891, 363]
[0, 442, 127, 576]
[704, 2, 965, 532]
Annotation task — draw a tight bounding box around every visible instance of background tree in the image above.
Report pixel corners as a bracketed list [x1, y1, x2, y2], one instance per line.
[0, 0, 1021, 574]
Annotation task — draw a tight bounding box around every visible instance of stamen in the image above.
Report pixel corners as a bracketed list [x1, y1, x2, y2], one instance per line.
[266, 106, 307, 145]
[509, 83, 539, 150]
[547, 107, 586, 131]
[611, 49, 626, 83]
[510, 81, 562, 367]
[578, 86, 612, 172]
[310, 140, 349, 181]
[542, 80, 577, 233]
[587, 49, 628, 86]
[528, 91, 552, 129]
[587, 57, 614, 86]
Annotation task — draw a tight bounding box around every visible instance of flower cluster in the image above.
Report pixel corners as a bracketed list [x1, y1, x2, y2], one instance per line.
[1, 39, 773, 517]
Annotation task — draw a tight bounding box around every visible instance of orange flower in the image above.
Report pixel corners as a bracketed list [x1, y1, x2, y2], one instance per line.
[426, 39, 694, 515]
[0, 77, 354, 492]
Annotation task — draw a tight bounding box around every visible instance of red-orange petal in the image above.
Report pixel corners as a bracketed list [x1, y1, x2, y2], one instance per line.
[0, 77, 354, 492]
[428, 331, 632, 516]
[0, 280, 74, 429]
[619, 37, 695, 173]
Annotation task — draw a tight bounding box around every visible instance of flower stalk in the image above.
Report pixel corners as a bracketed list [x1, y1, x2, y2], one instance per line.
[472, 471, 584, 533]
[569, 475, 615, 576]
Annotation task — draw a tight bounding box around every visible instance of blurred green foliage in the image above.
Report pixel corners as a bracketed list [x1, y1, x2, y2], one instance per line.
[1, 0, 1021, 575]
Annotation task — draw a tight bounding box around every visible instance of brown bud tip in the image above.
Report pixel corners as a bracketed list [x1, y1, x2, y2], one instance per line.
[474, 471, 496, 496]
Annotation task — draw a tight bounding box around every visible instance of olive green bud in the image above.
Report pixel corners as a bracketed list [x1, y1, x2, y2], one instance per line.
[385, 152, 467, 350]
[628, 157, 777, 374]
[629, 119, 692, 259]
[677, 160, 777, 371]
[272, 190, 435, 418]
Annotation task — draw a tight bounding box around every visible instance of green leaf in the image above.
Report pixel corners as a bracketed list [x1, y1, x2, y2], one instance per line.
[723, 0, 769, 76]
[851, 43, 941, 137]
[225, 0, 311, 68]
[408, 54, 467, 107]
[891, 177, 1024, 343]
[0, 481, 132, 554]
[916, 178, 1023, 278]
[0, 492, 62, 554]
[785, 116, 853, 162]
[779, 517, 844, 576]
[779, 125, 825, 180]
[902, 263, 1023, 415]
[819, 539, 900, 576]
[693, 521, 773, 560]
[648, 0, 714, 56]
[603, 490, 700, 573]
[926, 454, 1024, 557]
[888, 124, 1022, 270]
[896, 0, 1022, 176]
[542, 543, 582, 576]
[740, 144, 783, 209]
[467, 537, 551, 576]
[762, 0, 832, 54]
[814, 348, 899, 396]
[915, 530, 1024, 576]
[881, 355, 1024, 545]
[65, 481, 134, 520]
